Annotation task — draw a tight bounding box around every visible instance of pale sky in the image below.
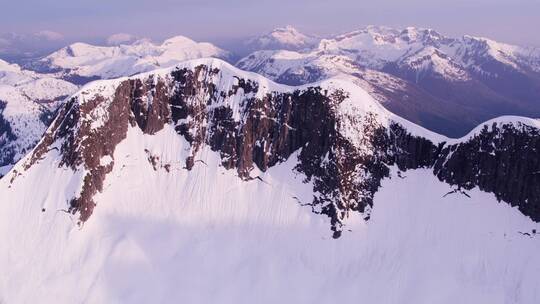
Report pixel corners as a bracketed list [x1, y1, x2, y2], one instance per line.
[1, 0, 539, 47]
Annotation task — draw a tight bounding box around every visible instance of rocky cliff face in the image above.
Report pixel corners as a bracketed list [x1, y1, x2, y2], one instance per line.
[434, 122, 540, 221]
[12, 60, 540, 237]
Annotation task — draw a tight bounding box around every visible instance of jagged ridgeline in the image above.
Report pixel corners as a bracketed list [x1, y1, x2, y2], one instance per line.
[9, 59, 540, 238]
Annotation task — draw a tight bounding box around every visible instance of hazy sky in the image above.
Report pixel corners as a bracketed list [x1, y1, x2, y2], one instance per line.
[1, 0, 539, 47]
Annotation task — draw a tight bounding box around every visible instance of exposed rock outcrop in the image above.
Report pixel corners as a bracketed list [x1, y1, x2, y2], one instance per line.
[434, 122, 540, 222]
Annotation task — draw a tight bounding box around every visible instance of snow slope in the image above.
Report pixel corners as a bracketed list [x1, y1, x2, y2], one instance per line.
[0, 130, 538, 303]
[36, 36, 230, 80]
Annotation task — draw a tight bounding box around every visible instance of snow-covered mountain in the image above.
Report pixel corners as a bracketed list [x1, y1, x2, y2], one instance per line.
[243, 26, 319, 53]
[1, 58, 539, 302]
[0, 59, 77, 176]
[0, 35, 232, 176]
[237, 26, 540, 137]
[31, 36, 230, 82]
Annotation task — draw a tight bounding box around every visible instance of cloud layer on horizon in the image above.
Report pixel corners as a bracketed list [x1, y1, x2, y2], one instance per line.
[1, 0, 538, 48]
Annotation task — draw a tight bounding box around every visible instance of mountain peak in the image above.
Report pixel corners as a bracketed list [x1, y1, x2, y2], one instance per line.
[244, 25, 319, 52]
[274, 25, 297, 31]
[161, 35, 197, 46]
[267, 25, 315, 45]
[271, 25, 302, 35]
[61, 42, 98, 57]
[37, 36, 229, 80]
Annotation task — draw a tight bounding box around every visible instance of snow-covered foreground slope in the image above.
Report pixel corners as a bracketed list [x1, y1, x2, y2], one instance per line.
[0, 59, 77, 173]
[1, 130, 538, 303]
[34, 36, 229, 81]
[1, 58, 540, 303]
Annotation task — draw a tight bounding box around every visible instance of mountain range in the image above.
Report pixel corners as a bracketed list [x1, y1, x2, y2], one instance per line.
[0, 35, 228, 175]
[238, 26, 540, 136]
[1, 57, 539, 303]
[29, 35, 230, 82]
[0, 26, 539, 303]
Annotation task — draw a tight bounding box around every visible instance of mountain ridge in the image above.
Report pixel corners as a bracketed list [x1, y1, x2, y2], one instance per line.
[6, 57, 540, 234]
[1, 25, 540, 179]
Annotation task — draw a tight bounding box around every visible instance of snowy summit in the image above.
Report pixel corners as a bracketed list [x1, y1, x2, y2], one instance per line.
[35, 36, 230, 80]
[244, 25, 319, 52]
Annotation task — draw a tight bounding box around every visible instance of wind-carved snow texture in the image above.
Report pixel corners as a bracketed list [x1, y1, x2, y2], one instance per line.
[12, 59, 540, 237]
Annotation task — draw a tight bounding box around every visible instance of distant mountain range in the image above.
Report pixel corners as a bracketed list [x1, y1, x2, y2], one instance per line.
[237, 26, 540, 137]
[28, 36, 230, 82]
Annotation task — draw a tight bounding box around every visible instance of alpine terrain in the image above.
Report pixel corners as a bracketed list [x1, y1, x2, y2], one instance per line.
[30, 36, 230, 83]
[0, 58, 539, 303]
[237, 26, 540, 137]
[0, 36, 229, 177]
[0, 59, 77, 176]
